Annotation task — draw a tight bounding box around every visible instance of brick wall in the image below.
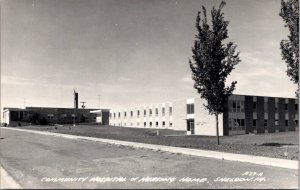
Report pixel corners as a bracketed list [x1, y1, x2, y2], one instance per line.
[278, 98, 286, 132]
[267, 97, 275, 133]
[288, 98, 296, 131]
[244, 96, 254, 134]
[256, 97, 265, 133]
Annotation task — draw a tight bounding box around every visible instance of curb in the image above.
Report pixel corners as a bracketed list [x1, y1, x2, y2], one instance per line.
[0, 165, 22, 189]
[2, 127, 298, 170]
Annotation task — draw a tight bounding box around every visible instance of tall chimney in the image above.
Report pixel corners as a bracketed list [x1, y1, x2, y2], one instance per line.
[74, 89, 78, 109]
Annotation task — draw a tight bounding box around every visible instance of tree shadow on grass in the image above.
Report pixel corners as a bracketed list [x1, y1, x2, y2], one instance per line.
[259, 142, 295, 147]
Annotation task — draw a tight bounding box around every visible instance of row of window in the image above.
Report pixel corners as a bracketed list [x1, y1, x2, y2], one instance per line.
[112, 121, 173, 128]
[110, 107, 173, 118]
[230, 118, 298, 128]
[257, 102, 298, 112]
[231, 100, 298, 113]
[46, 114, 89, 120]
[110, 103, 197, 119]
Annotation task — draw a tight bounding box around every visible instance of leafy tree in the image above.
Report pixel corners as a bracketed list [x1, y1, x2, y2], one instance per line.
[29, 113, 48, 125]
[29, 113, 40, 125]
[189, 1, 241, 145]
[39, 117, 48, 125]
[279, 0, 299, 97]
[80, 114, 86, 123]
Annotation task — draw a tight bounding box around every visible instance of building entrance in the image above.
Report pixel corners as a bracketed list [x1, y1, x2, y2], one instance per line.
[187, 119, 195, 135]
[229, 118, 245, 135]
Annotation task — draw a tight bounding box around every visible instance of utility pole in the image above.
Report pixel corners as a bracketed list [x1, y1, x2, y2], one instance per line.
[73, 89, 77, 127]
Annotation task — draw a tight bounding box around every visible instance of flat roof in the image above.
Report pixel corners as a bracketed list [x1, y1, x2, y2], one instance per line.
[3, 108, 26, 112]
[90, 109, 111, 113]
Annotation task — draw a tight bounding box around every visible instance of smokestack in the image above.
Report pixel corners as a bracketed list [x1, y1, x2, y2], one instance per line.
[74, 89, 78, 109]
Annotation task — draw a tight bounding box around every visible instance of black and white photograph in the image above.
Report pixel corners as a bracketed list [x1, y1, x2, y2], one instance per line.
[0, 0, 299, 189]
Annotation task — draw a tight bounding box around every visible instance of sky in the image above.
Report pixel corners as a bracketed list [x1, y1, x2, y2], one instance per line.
[1, 0, 297, 112]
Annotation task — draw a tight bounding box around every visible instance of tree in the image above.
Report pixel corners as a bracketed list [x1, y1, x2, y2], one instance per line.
[29, 113, 40, 125]
[80, 114, 86, 123]
[279, 0, 299, 97]
[39, 117, 48, 125]
[189, 1, 241, 145]
[29, 113, 48, 125]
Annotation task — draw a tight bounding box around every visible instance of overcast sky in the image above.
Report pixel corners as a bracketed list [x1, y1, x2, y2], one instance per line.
[1, 0, 297, 111]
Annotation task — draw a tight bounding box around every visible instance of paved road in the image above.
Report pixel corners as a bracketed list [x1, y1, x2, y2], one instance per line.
[0, 129, 298, 189]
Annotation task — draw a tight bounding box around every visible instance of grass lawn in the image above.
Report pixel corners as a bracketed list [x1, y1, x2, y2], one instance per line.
[12, 124, 299, 160]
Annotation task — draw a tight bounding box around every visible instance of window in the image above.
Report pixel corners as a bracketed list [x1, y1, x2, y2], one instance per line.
[264, 119, 268, 127]
[233, 101, 236, 109]
[144, 122, 146, 127]
[131, 111, 133, 117]
[118, 112, 120, 118]
[275, 103, 278, 111]
[150, 122, 152, 127]
[253, 119, 256, 127]
[285, 104, 288, 111]
[149, 109, 152, 116]
[162, 121, 165, 127]
[275, 120, 279, 125]
[169, 107, 172, 115]
[155, 108, 158, 116]
[295, 104, 298, 111]
[233, 119, 244, 128]
[144, 109, 146, 116]
[285, 120, 288, 126]
[187, 103, 194, 114]
[232, 101, 244, 112]
[237, 101, 241, 110]
[114, 113, 116, 118]
[162, 108, 165, 116]
[253, 102, 257, 110]
[137, 110, 140, 117]
[124, 112, 126, 117]
[47, 114, 54, 119]
[240, 101, 245, 112]
[156, 122, 158, 127]
[169, 122, 172, 127]
[295, 120, 298, 125]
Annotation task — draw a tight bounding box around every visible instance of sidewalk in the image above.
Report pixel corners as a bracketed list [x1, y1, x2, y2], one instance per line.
[2, 127, 298, 170]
